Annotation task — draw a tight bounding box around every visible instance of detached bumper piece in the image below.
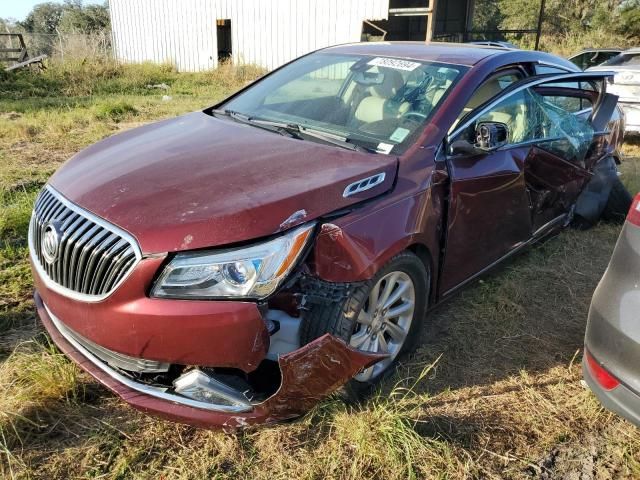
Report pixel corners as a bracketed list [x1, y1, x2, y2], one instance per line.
[36, 293, 384, 429]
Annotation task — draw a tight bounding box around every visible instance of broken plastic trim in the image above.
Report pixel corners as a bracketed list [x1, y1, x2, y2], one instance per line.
[44, 302, 253, 412]
[36, 293, 386, 428]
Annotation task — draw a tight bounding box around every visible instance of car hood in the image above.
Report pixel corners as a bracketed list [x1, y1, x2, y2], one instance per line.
[50, 112, 397, 253]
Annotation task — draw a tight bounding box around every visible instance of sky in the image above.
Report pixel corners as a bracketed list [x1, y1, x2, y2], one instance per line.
[0, 0, 102, 21]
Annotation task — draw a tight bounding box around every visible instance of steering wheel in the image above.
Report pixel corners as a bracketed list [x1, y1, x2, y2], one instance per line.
[401, 111, 428, 122]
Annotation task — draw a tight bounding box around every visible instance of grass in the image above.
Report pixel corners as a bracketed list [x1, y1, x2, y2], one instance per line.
[0, 58, 639, 479]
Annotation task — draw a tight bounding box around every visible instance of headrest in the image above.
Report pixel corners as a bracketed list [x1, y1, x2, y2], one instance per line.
[466, 79, 503, 110]
[372, 68, 404, 99]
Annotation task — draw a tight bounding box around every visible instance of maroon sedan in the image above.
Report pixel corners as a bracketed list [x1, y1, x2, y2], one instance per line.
[30, 43, 628, 428]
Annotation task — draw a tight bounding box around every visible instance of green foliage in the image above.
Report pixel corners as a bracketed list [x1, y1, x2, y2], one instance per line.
[58, 1, 110, 34]
[18, 0, 110, 35]
[475, 0, 638, 47]
[18, 2, 64, 35]
[619, 0, 640, 37]
[0, 186, 39, 247]
[473, 0, 506, 32]
[94, 100, 138, 122]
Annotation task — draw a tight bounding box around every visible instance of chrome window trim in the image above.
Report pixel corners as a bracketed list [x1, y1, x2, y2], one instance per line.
[44, 303, 253, 413]
[534, 60, 574, 73]
[447, 71, 614, 145]
[28, 185, 143, 303]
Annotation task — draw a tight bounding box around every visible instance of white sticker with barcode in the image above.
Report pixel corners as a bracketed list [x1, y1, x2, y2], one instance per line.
[368, 57, 421, 71]
[376, 142, 394, 154]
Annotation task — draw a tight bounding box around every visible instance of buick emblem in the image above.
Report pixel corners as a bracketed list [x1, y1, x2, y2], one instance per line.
[42, 222, 62, 264]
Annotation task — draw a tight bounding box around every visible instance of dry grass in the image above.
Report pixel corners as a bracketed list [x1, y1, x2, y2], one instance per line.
[1, 60, 639, 479]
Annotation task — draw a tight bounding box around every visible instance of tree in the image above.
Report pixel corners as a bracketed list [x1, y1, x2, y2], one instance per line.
[18, 1, 109, 35]
[497, 0, 627, 35]
[618, 0, 640, 37]
[58, 2, 110, 33]
[18, 2, 64, 35]
[472, 0, 505, 33]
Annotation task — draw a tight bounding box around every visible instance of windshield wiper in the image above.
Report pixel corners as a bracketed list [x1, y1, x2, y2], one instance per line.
[250, 118, 376, 154]
[212, 109, 375, 153]
[212, 109, 301, 138]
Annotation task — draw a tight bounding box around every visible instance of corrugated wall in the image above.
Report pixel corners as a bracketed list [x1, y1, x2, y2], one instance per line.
[109, 0, 390, 72]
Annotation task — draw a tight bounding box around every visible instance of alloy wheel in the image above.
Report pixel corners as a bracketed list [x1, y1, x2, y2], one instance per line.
[349, 271, 416, 382]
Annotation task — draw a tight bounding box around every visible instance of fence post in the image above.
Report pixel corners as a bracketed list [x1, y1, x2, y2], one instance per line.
[56, 28, 64, 60]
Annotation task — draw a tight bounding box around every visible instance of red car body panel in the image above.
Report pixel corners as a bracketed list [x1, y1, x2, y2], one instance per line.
[30, 43, 623, 428]
[32, 256, 270, 372]
[37, 292, 383, 429]
[50, 112, 398, 254]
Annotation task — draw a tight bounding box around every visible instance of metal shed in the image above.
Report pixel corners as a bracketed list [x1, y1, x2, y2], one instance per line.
[108, 0, 544, 72]
[109, 0, 389, 71]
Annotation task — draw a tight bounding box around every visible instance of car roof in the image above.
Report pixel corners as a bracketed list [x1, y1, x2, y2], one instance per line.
[322, 42, 512, 66]
[623, 47, 640, 54]
[573, 48, 623, 53]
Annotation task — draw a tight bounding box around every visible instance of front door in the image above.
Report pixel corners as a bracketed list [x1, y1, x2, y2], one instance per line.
[439, 72, 616, 294]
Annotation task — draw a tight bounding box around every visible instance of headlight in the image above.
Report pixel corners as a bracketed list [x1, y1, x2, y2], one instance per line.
[152, 223, 314, 300]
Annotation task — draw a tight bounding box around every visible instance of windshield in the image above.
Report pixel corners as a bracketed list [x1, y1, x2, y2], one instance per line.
[218, 53, 466, 155]
[603, 52, 640, 67]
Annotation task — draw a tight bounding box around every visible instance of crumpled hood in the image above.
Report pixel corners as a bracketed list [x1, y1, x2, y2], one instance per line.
[50, 112, 397, 253]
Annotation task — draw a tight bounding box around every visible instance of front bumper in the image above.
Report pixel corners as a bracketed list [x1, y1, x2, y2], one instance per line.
[31, 255, 270, 373]
[36, 291, 383, 428]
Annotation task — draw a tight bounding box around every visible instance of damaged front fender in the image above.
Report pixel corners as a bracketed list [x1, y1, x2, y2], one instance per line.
[36, 294, 384, 429]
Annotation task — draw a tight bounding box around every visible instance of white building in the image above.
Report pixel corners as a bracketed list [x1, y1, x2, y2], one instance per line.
[108, 0, 494, 72]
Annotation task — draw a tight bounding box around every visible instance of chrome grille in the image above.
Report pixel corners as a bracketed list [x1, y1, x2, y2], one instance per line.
[29, 186, 142, 300]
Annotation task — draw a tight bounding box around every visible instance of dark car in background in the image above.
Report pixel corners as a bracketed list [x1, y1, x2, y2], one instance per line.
[30, 43, 628, 429]
[584, 193, 640, 426]
[569, 48, 623, 70]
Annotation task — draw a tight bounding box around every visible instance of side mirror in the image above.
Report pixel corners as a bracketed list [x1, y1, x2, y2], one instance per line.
[450, 139, 483, 156]
[475, 122, 509, 150]
[449, 122, 510, 156]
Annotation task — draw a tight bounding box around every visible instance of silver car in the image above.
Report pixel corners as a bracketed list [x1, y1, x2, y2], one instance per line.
[590, 48, 640, 135]
[584, 193, 640, 425]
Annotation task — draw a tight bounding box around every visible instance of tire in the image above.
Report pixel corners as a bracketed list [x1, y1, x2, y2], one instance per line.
[602, 177, 632, 223]
[300, 251, 429, 399]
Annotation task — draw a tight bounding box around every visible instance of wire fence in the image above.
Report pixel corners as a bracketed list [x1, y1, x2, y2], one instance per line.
[0, 32, 112, 62]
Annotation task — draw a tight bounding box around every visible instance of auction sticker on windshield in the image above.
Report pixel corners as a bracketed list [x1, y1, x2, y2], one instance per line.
[368, 57, 421, 71]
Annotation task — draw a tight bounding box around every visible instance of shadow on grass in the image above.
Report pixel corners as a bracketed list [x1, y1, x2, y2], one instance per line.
[0, 383, 138, 465]
[383, 223, 622, 397]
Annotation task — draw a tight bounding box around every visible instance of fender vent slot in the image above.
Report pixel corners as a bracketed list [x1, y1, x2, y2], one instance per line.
[343, 173, 386, 198]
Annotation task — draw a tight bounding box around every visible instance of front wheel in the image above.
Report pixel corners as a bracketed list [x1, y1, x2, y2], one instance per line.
[300, 251, 429, 395]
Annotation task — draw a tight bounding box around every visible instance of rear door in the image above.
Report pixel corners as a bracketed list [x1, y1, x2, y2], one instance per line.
[440, 72, 616, 294]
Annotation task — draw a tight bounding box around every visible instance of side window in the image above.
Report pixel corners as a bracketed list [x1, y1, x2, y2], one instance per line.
[452, 69, 525, 130]
[568, 54, 587, 70]
[536, 65, 571, 75]
[451, 85, 594, 164]
[536, 81, 594, 113]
